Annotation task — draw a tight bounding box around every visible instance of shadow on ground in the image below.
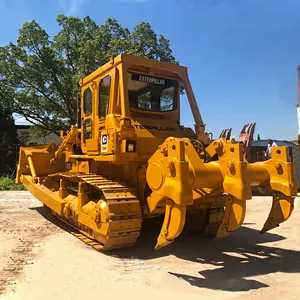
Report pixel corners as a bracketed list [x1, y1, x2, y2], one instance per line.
[32, 206, 300, 292]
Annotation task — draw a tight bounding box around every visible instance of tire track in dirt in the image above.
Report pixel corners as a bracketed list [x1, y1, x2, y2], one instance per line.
[0, 192, 62, 295]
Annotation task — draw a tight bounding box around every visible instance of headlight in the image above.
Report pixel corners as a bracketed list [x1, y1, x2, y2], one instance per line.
[126, 140, 136, 152]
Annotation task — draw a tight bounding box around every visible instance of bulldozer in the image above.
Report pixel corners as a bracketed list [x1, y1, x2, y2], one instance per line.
[16, 54, 297, 251]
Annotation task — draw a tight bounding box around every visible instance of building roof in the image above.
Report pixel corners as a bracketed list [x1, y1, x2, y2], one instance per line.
[16, 124, 31, 130]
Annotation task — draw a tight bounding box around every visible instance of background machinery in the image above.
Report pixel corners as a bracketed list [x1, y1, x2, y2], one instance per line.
[16, 54, 297, 251]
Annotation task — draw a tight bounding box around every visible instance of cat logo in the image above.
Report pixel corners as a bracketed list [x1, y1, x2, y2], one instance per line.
[101, 133, 108, 153]
[102, 134, 107, 145]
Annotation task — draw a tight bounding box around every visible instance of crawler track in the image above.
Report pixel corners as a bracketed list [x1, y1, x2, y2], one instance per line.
[40, 172, 224, 251]
[46, 172, 143, 251]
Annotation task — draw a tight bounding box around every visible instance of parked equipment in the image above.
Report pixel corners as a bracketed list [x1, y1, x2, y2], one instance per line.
[16, 55, 297, 251]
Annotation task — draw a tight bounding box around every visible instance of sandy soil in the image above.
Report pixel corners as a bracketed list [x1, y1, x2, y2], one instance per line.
[0, 191, 300, 300]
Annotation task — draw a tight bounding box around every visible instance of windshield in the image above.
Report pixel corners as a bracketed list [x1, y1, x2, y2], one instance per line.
[128, 72, 178, 112]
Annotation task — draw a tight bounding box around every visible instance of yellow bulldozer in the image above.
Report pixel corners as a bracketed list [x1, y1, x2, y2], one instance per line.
[16, 54, 297, 251]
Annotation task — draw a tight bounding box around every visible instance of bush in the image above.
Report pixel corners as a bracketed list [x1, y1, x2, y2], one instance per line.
[0, 177, 26, 191]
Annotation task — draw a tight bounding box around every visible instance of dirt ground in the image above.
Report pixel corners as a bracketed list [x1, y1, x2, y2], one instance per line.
[0, 191, 300, 300]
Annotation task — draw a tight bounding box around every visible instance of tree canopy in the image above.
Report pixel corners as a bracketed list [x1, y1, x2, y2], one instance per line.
[0, 15, 178, 135]
[0, 106, 19, 174]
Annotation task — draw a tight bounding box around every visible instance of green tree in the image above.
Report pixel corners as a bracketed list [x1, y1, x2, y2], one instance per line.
[0, 107, 19, 175]
[0, 16, 178, 135]
[257, 134, 261, 141]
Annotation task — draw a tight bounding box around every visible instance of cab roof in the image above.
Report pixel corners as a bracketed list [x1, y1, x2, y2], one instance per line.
[79, 54, 188, 87]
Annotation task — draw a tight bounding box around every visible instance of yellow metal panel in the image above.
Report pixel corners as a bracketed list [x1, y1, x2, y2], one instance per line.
[86, 138, 100, 155]
[22, 175, 65, 215]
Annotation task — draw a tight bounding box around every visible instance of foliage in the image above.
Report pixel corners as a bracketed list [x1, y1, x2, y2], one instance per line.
[0, 107, 18, 144]
[0, 176, 25, 191]
[0, 15, 178, 135]
[257, 134, 261, 141]
[0, 107, 19, 175]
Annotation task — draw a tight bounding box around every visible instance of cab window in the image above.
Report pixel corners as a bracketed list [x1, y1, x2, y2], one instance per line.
[128, 73, 178, 112]
[98, 75, 111, 119]
[83, 88, 92, 115]
[83, 119, 92, 142]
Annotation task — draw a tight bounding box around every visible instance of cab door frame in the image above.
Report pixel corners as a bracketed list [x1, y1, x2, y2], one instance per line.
[81, 80, 96, 154]
[96, 68, 117, 130]
[96, 68, 118, 155]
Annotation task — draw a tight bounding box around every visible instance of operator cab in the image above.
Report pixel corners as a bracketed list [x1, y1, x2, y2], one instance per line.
[79, 54, 207, 157]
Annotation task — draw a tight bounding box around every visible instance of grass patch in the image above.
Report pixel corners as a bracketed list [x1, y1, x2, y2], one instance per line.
[0, 177, 26, 191]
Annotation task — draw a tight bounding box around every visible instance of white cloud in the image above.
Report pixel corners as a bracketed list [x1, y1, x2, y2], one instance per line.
[59, 0, 90, 16]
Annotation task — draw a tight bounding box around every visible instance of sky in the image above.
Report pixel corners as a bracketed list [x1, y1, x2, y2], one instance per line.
[0, 0, 299, 140]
